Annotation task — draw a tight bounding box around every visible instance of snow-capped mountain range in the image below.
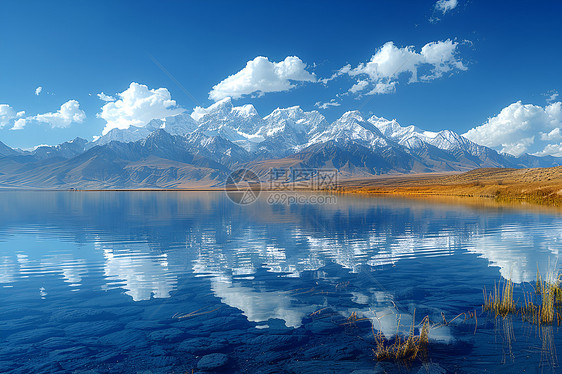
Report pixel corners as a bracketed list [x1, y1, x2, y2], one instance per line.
[0, 97, 560, 189]
[92, 97, 501, 159]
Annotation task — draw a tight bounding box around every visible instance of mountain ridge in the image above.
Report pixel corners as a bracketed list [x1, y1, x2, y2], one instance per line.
[0, 102, 561, 189]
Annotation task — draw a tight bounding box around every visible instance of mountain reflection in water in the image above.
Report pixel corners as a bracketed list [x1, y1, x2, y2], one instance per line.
[1, 191, 561, 373]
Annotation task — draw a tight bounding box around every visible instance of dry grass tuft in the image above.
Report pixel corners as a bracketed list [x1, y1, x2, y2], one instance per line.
[372, 311, 430, 362]
[484, 270, 562, 326]
[521, 272, 562, 325]
[483, 279, 517, 317]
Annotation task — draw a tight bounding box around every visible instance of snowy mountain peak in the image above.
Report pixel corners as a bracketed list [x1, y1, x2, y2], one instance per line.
[262, 106, 325, 132]
[159, 113, 198, 136]
[209, 97, 233, 110]
[309, 110, 388, 148]
[429, 130, 476, 152]
[232, 104, 259, 118]
[196, 98, 234, 122]
[367, 114, 487, 156]
[265, 106, 304, 120]
[196, 98, 261, 123]
[94, 125, 152, 146]
[85, 99, 515, 166]
[369, 115, 422, 139]
[339, 110, 365, 122]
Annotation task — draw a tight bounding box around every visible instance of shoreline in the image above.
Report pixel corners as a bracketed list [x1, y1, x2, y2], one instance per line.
[2, 167, 562, 209]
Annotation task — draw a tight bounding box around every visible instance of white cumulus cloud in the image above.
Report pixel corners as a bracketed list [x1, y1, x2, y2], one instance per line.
[0, 104, 24, 128]
[430, 0, 458, 22]
[435, 0, 458, 14]
[97, 92, 116, 102]
[314, 99, 341, 110]
[369, 82, 398, 95]
[342, 40, 466, 96]
[12, 100, 86, 130]
[463, 101, 562, 157]
[34, 100, 86, 128]
[11, 118, 27, 131]
[209, 56, 316, 101]
[349, 80, 369, 94]
[99, 82, 184, 135]
[35, 86, 43, 96]
[544, 89, 559, 104]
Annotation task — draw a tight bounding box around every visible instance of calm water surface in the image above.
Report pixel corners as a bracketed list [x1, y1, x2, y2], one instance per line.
[0, 191, 561, 373]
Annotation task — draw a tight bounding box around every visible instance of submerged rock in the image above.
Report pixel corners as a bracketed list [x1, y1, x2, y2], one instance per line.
[48, 346, 92, 361]
[148, 328, 185, 343]
[302, 343, 358, 360]
[6, 327, 64, 344]
[64, 320, 123, 338]
[178, 337, 229, 355]
[248, 334, 308, 351]
[125, 320, 164, 331]
[197, 353, 229, 371]
[50, 308, 116, 323]
[417, 363, 446, 374]
[97, 330, 147, 349]
[305, 319, 342, 334]
[0, 315, 45, 334]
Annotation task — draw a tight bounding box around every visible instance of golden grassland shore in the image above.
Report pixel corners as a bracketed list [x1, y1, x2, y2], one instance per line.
[4, 166, 562, 208]
[340, 166, 562, 208]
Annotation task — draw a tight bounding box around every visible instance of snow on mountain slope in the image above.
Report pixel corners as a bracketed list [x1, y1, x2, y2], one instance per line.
[94, 112, 197, 146]
[194, 97, 265, 151]
[249, 106, 330, 156]
[260, 106, 327, 138]
[152, 113, 198, 136]
[91, 98, 494, 162]
[32, 137, 89, 160]
[69, 98, 562, 180]
[310, 111, 389, 149]
[196, 98, 263, 134]
[94, 125, 154, 145]
[368, 115, 488, 157]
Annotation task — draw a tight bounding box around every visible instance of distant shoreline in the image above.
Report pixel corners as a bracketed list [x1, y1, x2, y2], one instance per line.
[2, 167, 562, 208]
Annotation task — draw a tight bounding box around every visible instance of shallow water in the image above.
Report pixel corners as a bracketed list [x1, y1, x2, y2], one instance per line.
[0, 191, 561, 373]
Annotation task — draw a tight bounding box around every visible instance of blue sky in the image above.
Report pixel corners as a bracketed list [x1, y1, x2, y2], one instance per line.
[0, 0, 561, 156]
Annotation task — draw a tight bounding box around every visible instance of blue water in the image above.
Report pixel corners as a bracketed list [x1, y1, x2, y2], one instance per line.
[0, 191, 561, 373]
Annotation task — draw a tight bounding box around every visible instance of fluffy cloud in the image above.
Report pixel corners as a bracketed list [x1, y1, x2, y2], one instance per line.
[463, 101, 562, 157]
[11, 118, 27, 130]
[369, 82, 397, 95]
[97, 92, 116, 102]
[209, 56, 316, 101]
[314, 99, 340, 110]
[35, 86, 43, 96]
[349, 80, 369, 94]
[12, 100, 86, 130]
[321, 64, 352, 85]
[99, 82, 184, 135]
[435, 0, 458, 14]
[0, 104, 24, 128]
[343, 40, 466, 96]
[35, 100, 86, 128]
[545, 90, 559, 104]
